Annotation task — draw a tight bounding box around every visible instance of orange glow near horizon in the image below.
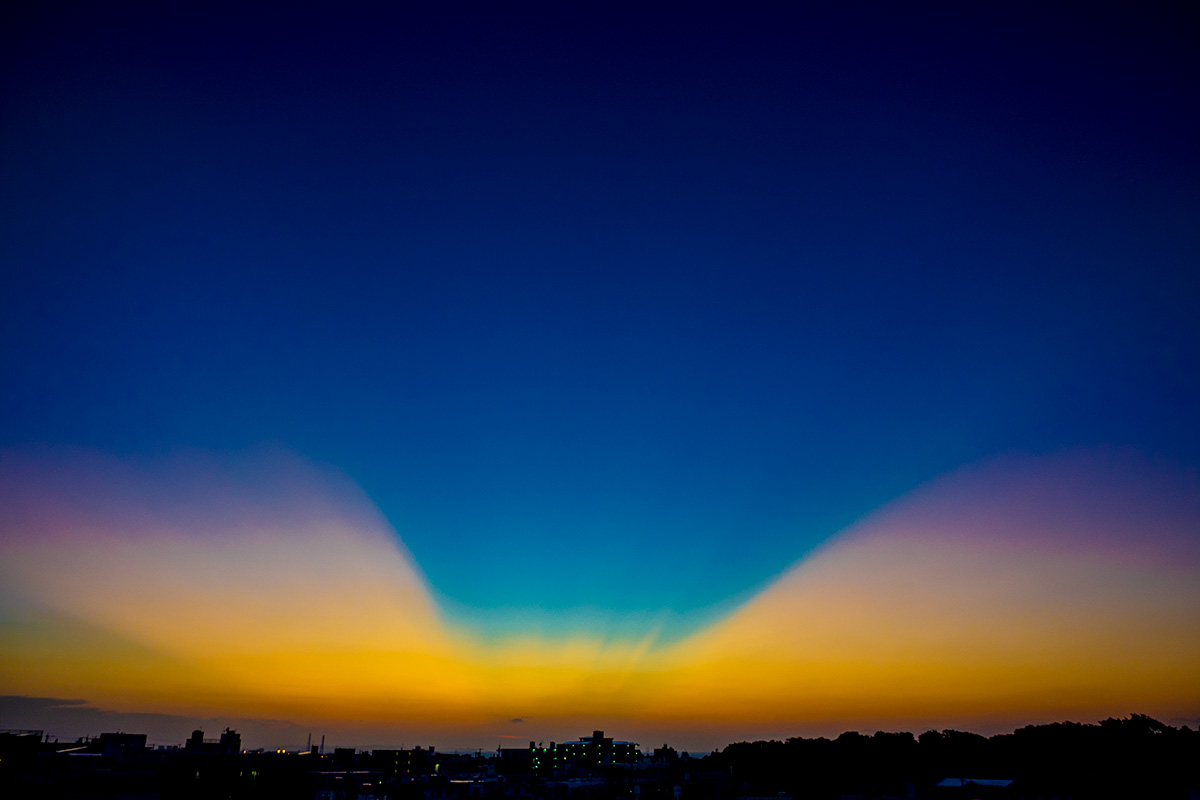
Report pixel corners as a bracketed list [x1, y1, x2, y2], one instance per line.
[1, 447, 1197, 748]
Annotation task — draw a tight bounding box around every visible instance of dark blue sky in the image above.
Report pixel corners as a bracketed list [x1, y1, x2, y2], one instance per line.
[2, 1, 1197, 640]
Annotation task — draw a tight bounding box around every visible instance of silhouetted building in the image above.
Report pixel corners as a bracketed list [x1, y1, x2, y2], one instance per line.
[564, 730, 640, 764]
[185, 727, 241, 755]
[534, 730, 640, 774]
[371, 745, 434, 779]
[497, 741, 536, 775]
[95, 732, 147, 759]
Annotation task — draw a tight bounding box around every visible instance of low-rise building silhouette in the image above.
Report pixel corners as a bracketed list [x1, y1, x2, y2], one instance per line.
[185, 726, 241, 755]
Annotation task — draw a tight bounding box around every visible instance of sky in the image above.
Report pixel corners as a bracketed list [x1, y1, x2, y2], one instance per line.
[1, 1, 1198, 751]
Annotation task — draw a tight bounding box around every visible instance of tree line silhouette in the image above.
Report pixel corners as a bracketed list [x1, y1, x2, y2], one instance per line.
[705, 714, 1198, 798]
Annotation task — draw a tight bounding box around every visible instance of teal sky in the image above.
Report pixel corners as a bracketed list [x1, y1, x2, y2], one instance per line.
[2, 1, 1197, 644]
